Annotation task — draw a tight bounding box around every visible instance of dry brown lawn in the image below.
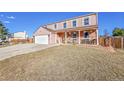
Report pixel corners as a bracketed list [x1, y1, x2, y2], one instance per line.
[0, 45, 124, 81]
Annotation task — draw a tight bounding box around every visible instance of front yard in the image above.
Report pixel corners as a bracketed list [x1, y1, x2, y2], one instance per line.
[0, 45, 124, 80]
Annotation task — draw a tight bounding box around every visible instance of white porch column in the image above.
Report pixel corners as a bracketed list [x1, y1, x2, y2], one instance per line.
[49, 32, 51, 44]
[78, 30, 81, 44]
[55, 33, 57, 44]
[96, 29, 99, 45]
[65, 32, 67, 44]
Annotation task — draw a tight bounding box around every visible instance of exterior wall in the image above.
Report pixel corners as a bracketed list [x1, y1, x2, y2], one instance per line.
[89, 31, 96, 39]
[46, 24, 55, 30]
[13, 31, 27, 39]
[46, 14, 97, 30]
[34, 27, 50, 36]
[77, 17, 82, 27]
[66, 20, 72, 28]
[82, 14, 97, 26]
[80, 31, 84, 38]
[56, 32, 65, 44]
[56, 22, 63, 30]
[50, 32, 56, 44]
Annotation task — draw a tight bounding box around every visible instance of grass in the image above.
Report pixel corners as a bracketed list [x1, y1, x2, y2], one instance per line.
[0, 45, 124, 81]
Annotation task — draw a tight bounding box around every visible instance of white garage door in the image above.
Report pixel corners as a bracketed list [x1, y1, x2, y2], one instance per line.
[35, 35, 48, 44]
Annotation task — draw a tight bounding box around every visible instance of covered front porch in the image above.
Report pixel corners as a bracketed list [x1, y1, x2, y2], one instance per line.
[56, 27, 99, 45]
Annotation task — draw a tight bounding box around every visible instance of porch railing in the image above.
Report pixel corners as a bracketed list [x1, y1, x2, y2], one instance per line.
[67, 38, 79, 44]
[80, 38, 97, 44]
[63, 37, 97, 44]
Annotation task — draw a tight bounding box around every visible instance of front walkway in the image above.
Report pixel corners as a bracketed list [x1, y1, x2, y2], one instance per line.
[0, 44, 58, 61]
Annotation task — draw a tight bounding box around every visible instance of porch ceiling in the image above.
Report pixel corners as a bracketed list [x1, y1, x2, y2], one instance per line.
[55, 25, 98, 33]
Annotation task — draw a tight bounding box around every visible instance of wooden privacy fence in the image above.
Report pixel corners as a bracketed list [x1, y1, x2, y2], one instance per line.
[10, 38, 33, 44]
[99, 36, 124, 49]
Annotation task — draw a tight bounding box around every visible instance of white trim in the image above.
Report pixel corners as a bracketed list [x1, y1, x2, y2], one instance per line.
[65, 32, 67, 44]
[55, 33, 57, 44]
[78, 30, 81, 44]
[96, 29, 99, 45]
[49, 32, 51, 44]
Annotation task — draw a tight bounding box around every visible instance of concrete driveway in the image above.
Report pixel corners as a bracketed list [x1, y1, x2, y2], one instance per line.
[0, 44, 58, 61]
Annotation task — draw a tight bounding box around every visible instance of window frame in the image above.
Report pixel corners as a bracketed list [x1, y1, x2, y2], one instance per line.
[72, 20, 77, 27]
[72, 32, 77, 38]
[54, 24, 57, 29]
[84, 31, 89, 38]
[63, 22, 67, 29]
[84, 17, 89, 26]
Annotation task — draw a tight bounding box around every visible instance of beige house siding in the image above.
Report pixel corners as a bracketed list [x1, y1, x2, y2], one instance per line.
[82, 14, 97, 26]
[34, 27, 50, 36]
[57, 22, 63, 30]
[89, 31, 96, 39]
[77, 17, 82, 27]
[66, 20, 71, 28]
[46, 24, 55, 30]
[46, 14, 97, 30]
[50, 32, 56, 44]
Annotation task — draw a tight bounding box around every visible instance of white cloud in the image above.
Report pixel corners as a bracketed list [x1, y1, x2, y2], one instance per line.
[0, 14, 4, 17]
[4, 21, 10, 23]
[7, 16, 15, 19]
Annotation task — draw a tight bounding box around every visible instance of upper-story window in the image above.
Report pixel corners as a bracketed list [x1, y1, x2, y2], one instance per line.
[84, 17, 89, 25]
[72, 20, 77, 27]
[54, 24, 57, 29]
[63, 22, 66, 28]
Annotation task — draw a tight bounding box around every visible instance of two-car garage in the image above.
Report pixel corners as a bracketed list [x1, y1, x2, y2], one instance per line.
[35, 35, 49, 44]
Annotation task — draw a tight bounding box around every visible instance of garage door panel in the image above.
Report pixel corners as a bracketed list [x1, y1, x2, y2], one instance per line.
[35, 35, 48, 44]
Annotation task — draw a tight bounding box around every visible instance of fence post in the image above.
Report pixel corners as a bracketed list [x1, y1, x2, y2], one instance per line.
[109, 37, 112, 46]
[113, 37, 115, 48]
[121, 37, 124, 49]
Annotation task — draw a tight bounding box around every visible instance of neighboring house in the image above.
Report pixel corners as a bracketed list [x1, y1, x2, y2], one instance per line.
[9, 31, 28, 42]
[12, 31, 28, 39]
[33, 13, 99, 45]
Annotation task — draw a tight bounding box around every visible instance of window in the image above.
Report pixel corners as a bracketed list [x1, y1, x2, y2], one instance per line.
[54, 24, 57, 29]
[84, 32, 89, 38]
[63, 22, 66, 28]
[72, 32, 77, 38]
[84, 17, 89, 25]
[72, 20, 76, 27]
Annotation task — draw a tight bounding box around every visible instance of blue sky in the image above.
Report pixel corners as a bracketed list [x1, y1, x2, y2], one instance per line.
[0, 12, 124, 37]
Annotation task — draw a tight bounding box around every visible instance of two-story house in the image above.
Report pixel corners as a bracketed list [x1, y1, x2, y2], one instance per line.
[33, 13, 99, 45]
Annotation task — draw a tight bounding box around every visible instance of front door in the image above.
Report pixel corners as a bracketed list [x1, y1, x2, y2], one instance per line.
[72, 32, 77, 44]
[84, 32, 89, 38]
[83, 31, 89, 44]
